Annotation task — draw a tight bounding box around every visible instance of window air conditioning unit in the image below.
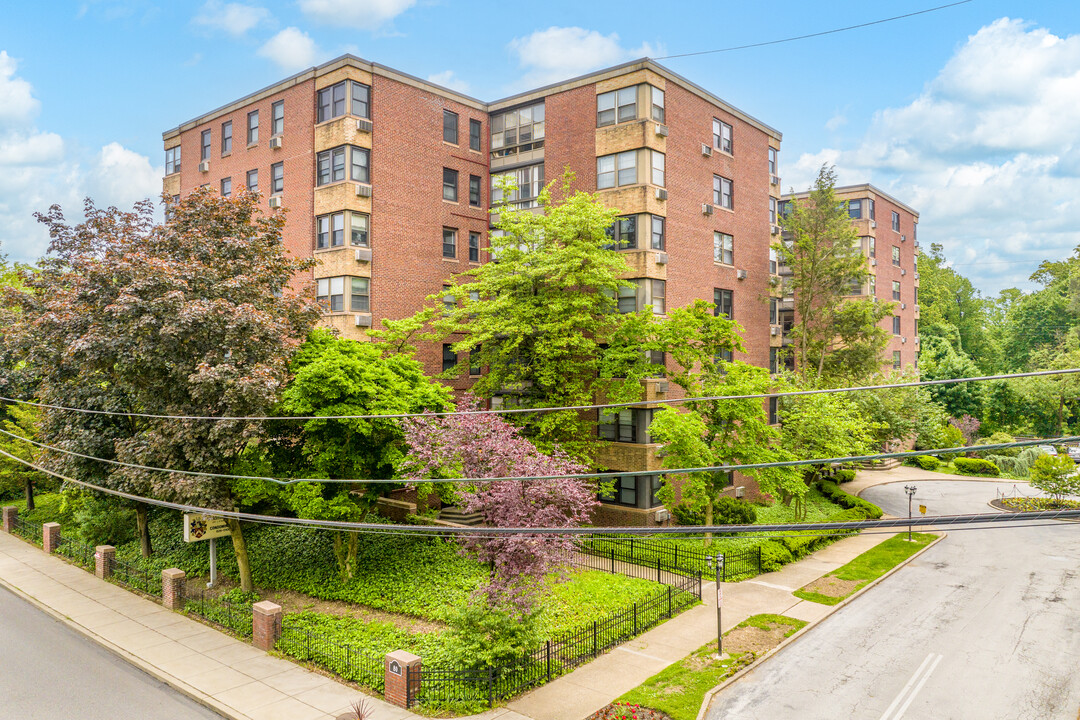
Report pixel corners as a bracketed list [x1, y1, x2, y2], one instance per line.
[771, 325, 780, 336]
[355, 183, 372, 197]
[901, 268, 907, 276]
[269, 136, 283, 149]
[914, 272, 920, 280]
[901, 336, 907, 344]
[354, 248, 372, 262]
[870, 220, 877, 229]
[901, 234, 906, 242]
[198, 160, 209, 173]
[354, 313, 372, 327]
[655, 123, 669, 137]
[915, 304, 920, 313]
[737, 269, 748, 280]
[901, 302, 907, 310]
[702, 143, 713, 157]
[268, 196, 282, 208]
[356, 118, 373, 133]
[870, 258, 877, 266]
[702, 203, 714, 216]
[655, 252, 668, 265]
[735, 486, 745, 499]
[770, 224, 780, 235]
[770, 175, 780, 186]
[656, 380, 669, 393]
[655, 188, 668, 201]
[654, 508, 670, 522]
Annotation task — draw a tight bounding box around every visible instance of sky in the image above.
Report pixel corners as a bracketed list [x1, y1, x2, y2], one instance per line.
[2, 0, 1080, 297]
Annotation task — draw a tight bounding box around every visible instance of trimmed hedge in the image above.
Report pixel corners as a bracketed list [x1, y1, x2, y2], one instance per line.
[914, 455, 941, 471]
[818, 480, 884, 519]
[834, 469, 856, 484]
[953, 457, 1000, 476]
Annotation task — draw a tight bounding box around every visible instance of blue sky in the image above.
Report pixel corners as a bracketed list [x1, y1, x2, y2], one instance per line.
[2, 0, 1079, 296]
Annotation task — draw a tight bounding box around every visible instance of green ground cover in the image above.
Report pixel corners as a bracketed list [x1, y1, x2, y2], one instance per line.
[615, 614, 806, 720]
[793, 532, 936, 605]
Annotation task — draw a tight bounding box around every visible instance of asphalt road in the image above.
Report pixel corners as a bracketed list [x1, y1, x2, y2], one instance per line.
[0, 585, 224, 720]
[707, 480, 1080, 720]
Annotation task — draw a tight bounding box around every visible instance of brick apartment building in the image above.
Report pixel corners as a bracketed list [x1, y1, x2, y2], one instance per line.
[162, 55, 784, 525]
[779, 184, 921, 370]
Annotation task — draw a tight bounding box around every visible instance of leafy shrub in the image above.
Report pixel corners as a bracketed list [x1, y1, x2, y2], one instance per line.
[818, 480, 883, 519]
[1029, 454, 1080, 499]
[759, 540, 793, 572]
[986, 454, 1022, 477]
[952, 457, 1000, 476]
[713, 497, 757, 525]
[936, 423, 965, 463]
[975, 432, 1018, 458]
[834, 468, 856, 484]
[915, 455, 941, 471]
[670, 504, 704, 526]
[74, 496, 137, 547]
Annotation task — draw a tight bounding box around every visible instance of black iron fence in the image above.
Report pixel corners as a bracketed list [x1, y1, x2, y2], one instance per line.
[408, 571, 700, 709]
[276, 620, 385, 693]
[55, 533, 95, 571]
[578, 535, 762, 581]
[11, 515, 42, 546]
[111, 556, 163, 597]
[185, 589, 253, 638]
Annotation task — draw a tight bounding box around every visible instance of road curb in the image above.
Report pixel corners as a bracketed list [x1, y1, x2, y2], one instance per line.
[0, 565, 250, 720]
[695, 530, 947, 720]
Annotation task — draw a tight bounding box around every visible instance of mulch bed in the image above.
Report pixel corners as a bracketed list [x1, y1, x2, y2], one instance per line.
[586, 702, 673, 720]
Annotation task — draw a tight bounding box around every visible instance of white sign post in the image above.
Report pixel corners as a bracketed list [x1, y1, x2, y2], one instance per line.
[183, 514, 231, 588]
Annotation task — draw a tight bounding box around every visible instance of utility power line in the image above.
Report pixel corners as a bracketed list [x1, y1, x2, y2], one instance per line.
[0, 367, 1075, 422]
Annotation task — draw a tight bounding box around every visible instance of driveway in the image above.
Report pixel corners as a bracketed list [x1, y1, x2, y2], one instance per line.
[706, 480, 1080, 720]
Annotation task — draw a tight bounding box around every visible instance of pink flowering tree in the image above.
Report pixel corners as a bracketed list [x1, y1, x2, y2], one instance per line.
[401, 395, 597, 614]
[949, 414, 981, 447]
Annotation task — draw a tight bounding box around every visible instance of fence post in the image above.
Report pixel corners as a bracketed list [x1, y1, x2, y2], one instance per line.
[656, 557, 661, 584]
[94, 545, 115, 580]
[629, 537, 634, 563]
[252, 601, 283, 651]
[593, 621, 598, 657]
[2, 506, 17, 534]
[610, 548, 615, 574]
[667, 586, 672, 619]
[384, 651, 421, 709]
[674, 544, 678, 570]
[42, 522, 61, 554]
[487, 664, 494, 708]
[161, 568, 186, 611]
[758, 545, 763, 574]
[546, 640, 552, 683]
[633, 603, 638, 636]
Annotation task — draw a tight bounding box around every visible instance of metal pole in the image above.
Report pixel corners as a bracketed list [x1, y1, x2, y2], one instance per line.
[717, 555, 724, 655]
[207, 536, 217, 589]
[904, 485, 917, 542]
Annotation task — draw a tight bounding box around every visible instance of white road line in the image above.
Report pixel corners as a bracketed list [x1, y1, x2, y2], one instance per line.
[894, 653, 943, 720]
[879, 653, 943, 720]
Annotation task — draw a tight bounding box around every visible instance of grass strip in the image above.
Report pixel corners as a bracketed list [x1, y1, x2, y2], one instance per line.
[614, 614, 805, 720]
[793, 532, 936, 605]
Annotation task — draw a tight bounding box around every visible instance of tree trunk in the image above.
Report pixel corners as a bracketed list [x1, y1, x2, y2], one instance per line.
[332, 532, 359, 580]
[226, 519, 253, 593]
[24, 477, 34, 513]
[704, 498, 713, 546]
[135, 503, 153, 558]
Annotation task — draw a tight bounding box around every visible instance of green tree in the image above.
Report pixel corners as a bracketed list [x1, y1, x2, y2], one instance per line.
[275, 329, 452, 579]
[917, 335, 984, 419]
[778, 165, 892, 381]
[396, 171, 652, 461]
[848, 369, 947, 452]
[649, 302, 803, 536]
[4, 190, 320, 591]
[1029, 453, 1080, 501]
[779, 391, 877, 485]
[0, 404, 47, 509]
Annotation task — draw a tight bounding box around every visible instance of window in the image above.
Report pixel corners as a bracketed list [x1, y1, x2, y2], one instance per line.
[469, 232, 480, 262]
[599, 475, 639, 506]
[714, 288, 733, 318]
[769, 297, 778, 325]
[443, 110, 459, 144]
[651, 280, 665, 315]
[469, 175, 481, 207]
[769, 396, 779, 425]
[597, 86, 637, 126]
[220, 177, 231, 197]
[442, 228, 457, 258]
[893, 351, 902, 370]
[892, 211, 900, 231]
[607, 215, 637, 250]
[350, 278, 370, 312]
[598, 411, 637, 443]
[469, 118, 482, 151]
[869, 198, 876, 221]
[317, 277, 345, 312]
[247, 110, 258, 145]
[714, 232, 734, 265]
[492, 164, 544, 209]
[317, 146, 369, 185]
[316, 214, 331, 249]
[616, 284, 637, 313]
[490, 102, 545, 158]
[350, 214, 369, 247]
[651, 151, 665, 186]
[221, 121, 232, 154]
[713, 119, 733, 154]
[713, 175, 733, 209]
[869, 275, 876, 297]
[270, 162, 283, 194]
[716, 347, 734, 365]
[770, 197, 778, 224]
[647, 350, 666, 376]
[443, 168, 458, 202]
[165, 146, 181, 175]
[598, 150, 634, 189]
[893, 316, 901, 335]
[469, 351, 481, 377]
[768, 147, 778, 175]
[442, 344, 458, 372]
[892, 246, 901, 267]
[317, 80, 371, 123]
[201, 130, 211, 161]
[769, 247, 778, 275]
[351, 82, 370, 119]
[271, 101, 284, 136]
[892, 281, 901, 301]
[442, 285, 455, 315]
[868, 237, 876, 258]
[316, 213, 345, 249]
[914, 287, 919, 304]
[246, 169, 258, 192]
[770, 347, 779, 374]
[651, 88, 664, 122]
[650, 215, 665, 250]
[848, 200, 862, 219]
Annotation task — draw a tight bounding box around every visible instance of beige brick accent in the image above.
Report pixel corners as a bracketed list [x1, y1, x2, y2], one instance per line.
[315, 66, 373, 92]
[596, 185, 667, 217]
[312, 182, 373, 217]
[618, 249, 668, 281]
[595, 119, 667, 157]
[313, 246, 373, 279]
[594, 442, 664, 473]
[595, 68, 666, 93]
[162, 174, 180, 197]
[314, 115, 374, 153]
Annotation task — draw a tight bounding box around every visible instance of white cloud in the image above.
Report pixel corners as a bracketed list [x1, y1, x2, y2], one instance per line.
[0, 52, 160, 265]
[507, 27, 661, 88]
[257, 27, 321, 71]
[784, 18, 1080, 295]
[192, 1, 270, 36]
[825, 113, 847, 132]
[298, 0, 415, 31]
[427, 70, 469, 94]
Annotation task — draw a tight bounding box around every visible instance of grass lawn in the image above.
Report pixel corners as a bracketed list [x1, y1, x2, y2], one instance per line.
[793, 532, 936, 605]
[615, 614, 805, 720]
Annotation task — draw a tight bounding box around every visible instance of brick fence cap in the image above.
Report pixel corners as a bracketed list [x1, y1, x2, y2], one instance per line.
[162, 568, 186, 579]
[43, 521, 60, 528]
[386, 649, 421, 664]
[252, 600, 282, 614]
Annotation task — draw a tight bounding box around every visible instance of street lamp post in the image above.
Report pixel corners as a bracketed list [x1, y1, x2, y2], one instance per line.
[904, 485, 917, 541]
[708, 554, 725, 656]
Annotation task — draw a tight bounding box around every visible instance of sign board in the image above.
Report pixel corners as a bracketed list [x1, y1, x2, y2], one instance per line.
[919, 505, 927, 515]
[716, 587, 723, 607]
[388, 660, 402, 676]
[183, 513, 231, 543]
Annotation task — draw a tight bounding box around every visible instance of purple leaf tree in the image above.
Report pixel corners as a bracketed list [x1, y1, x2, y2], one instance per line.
[949, 414, 981, 447]
[401, 395, 597, 614]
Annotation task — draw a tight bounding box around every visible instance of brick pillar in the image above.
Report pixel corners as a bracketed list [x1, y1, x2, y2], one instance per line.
[42, 523, 61, 554]
[2, 506, 15, 534]
[384, 650, 422, 709]
[252, 601, 283, 651]
[162, 568, 186, 611]
[95, 545, 115, 579]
